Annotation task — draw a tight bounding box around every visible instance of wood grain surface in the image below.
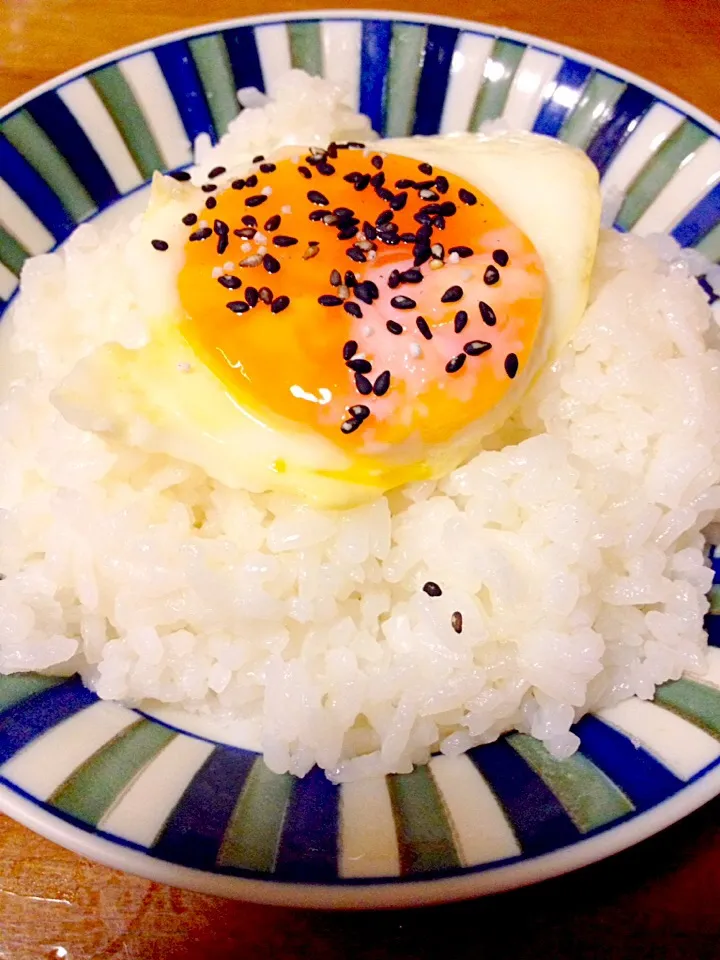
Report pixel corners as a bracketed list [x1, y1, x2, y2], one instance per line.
[0, 1, 719, 957]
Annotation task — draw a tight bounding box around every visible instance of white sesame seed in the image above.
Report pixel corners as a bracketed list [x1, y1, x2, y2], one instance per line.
[241, 242, 252, 253]
[223, 261, 235, 271]
[261, 185, 272, 196]
[448, 252, 460, 264]
[211, 266, 223, 279]
[199, 220, 208, 229]
[257, 245, 267, 256]
[177, 361, 192, 372]
[356, 232, 366, 243]
[281, 204, 292, 214]
[253, 231, 267, 244]
[368, 250, 377, 261]
[362, 325, 374, 337]
[409, 343, 422, 358]
[291, 155, 300, 164]
[429, 259, 444, 270]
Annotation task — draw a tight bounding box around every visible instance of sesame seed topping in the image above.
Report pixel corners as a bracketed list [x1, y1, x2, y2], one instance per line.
[349, 404, 370, 419]
[226, 300, 249, 314]
[400, 268, 423, 284]
[355, 372, 373, 395]
[259, 162, 276, 174]
[390, 192, 408, 211]
[451, 611, 463, 633]
[464, 340, 492, 356]
[318, 293, 344, 307]
[217, 235, 228, 255]
[343, 340, 358, 361]
[371, 155, 384, 169]
[441, 286, 463, 304]
[479, 301, 497, 326]
[446, 354, 466, 374]
[231, 179, 246, 190]
[330, 269, 342, 287]
[344, 270, 357, 288]
[245, 195, 267, 208]
[239, 254, 262, 267]
[205, 196, 217, 209]
[373, 370, 391, 396]
[223, 261, 234, 271]
[263, 253, 280, 274]
[454, 310, 468, 333]
[493, 248, 509, 267]
[213, 219, 229, 235]
[182, 213, 197, 226]
[298, 166, 312, 179]
[189, 227, 212, 242]
[341, 416, 363, 434]
[458, 188, 477, 206]
[353, 173, 371, 192]
[418, 162, 433, 175]
[208, 165, 226, 179]
[483, 265, 500, 285]
[271, 295, 290, 314]
[261, 186, 273, 197]
[258, 287, 273, 304]
[390, 295, 417, 310]
[246, 174, 258, 188]
[416, 316, 433, 340]
[344, 301, 362, 318]
[242, 215, 257, 227]
[272, 235, 298, 247]
[355, 280, 379, 304]
[505, 353, 519, 379]
[435, 175, 449, 194]
[423, 581, 442, 597]
[347, 357, 372, 374]
[262, 215, 280, 233]
[281, 205, 292, 215]
[409, 343, 422, 358]
[218, 274, 242, 289]
[201, 183, 217, 193]
[302, 243, 320, 260]
[151, 239, 169, 251]
[449, 245, 473, 259]
[317, 161, 336, 176]
[252, 155, 265, 163]
[386, 320, 403, 335]
[169, 170, 191, 181]
[245, 286, 259, 307]
[307, 190, 330, 206]
[347, 247, 367, 263]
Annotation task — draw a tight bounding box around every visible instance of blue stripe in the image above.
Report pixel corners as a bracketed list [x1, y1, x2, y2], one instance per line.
[275, 765, 339, 881]
[468, 739, 580, 854]
[532, 59, 593, 137]
[152, 745, 255, 869]
[705, 613, 720, 647]
[0, 135, 76, 242]
[154, 40, 215, 146]
[224, 26, 265, 96]
[412, 26, 459, 136]
[0, 677, 97, 765]
[671, 182, 720, 249]
[587, 84, 655, 176]
[575, 715, 683, 811]
[25, 92, 119, 207]
[698, 275, 719, 304]
[360, 20, 392, 135]
[712, 546, 720, 585]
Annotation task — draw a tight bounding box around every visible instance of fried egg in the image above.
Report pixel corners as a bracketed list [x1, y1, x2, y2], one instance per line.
[53, 132, 600, 508]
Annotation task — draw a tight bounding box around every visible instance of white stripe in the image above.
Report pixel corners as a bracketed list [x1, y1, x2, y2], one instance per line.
[430, 754, 521, 866]
[602, 102, 684, 200]
[254, 24, 293, 98]
[119, 52, 192, 170]
[597, 697, 720, 781]
[340, 777, 400, 878]
[99, 735, 214, 847]
[0, 702, 138, 800]
[321, 20, 361, 112]
[687, 645, 720, 690]
[0, 178, 55, 254]
[634, 135, 720, 236]
[0, 260, 20, 298]
[439, 33, 494, 134]
[501, 48, 561, 131]
[58, 77, 143, 194]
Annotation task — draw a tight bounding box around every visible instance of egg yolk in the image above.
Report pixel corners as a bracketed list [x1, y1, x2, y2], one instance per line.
[178, 146, 545, 460]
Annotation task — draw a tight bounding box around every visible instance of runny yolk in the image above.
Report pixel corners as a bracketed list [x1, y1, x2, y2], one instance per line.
[178, 146, 545, 454]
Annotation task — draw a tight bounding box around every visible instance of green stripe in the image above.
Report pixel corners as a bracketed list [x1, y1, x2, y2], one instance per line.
[50, 720, 175, 825]
[89, 65, 165, 180]
[387, 766, 461, 875]
[1, 112, 95, 222]
[560, 72, 625, 149]
[508, 733, 634, 833]
[0, 673, 65, 713]
[384, 24, 428, 138]
[287, 21, 323, 77]
[217, 760, 293, 872]
[710, 586, 720, 614]
[654, 677, 720, 740]
[0, 226, 30, 275]
[696, 221, 720, 262]
[615, 120, 708, 231]
[469, 39, 525, 130]
[189, 35, 240, 138]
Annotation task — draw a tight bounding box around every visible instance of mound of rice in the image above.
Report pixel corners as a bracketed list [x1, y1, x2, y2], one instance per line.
[1, 73, 719, 781]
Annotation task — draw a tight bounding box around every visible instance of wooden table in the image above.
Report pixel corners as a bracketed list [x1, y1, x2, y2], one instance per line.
[0, 1, 719, 957]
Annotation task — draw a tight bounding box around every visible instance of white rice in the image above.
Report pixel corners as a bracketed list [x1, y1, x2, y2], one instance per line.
[1, 72, 720, 781]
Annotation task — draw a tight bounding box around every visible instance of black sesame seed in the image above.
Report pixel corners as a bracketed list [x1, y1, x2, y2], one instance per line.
[272, 235, 298, 247]
[483, 265, 500, 285]
[264, 214, 281, 232]
[505, 353, 519, 379]
[446, 354, 466, 374]
[201, 183, 217, 193]
[218, 274, 242, 289]
[252, 155, 265, 163]
[454, 310, 468, 333]
[308, 210, 326, 222]
[373, 370, 391, 396]
[169, 170, 191, 181]
[246, 194, 268, 207]
[226, 300, 249, 313]
[441, 285, 464, 304]
[439, 201, 456, 217]
[337, 225, 359, 241]
[416, 224, 433, 241]
[341, 416, 363, 434]
[271, 295, 290, 314]
[259, 162, 277, 174]
[328, 142, 338, 158]
[458, 188, 477, 206]
[435, 175, 449, 194]
[182, 212, 198, 226]
[400, 232, 417, 244]
[390, 192, 408, 211]
[464, 340, 492, 357]
[258, 286, 273, 304]
[189, 227, 212, 241]
[451, 611, 463, 633]
[242, 215, 257, 227]
[354, 173, 371, 192]
[376, 210, 394, 227]
[317, 161, 335, 176]
[479, 301, 497, 326]
[319, 294, 344, 307]
[245, 174, 258, 188]
[449, 245, 473, 258]
[298, 165, 312, 179]
[423, 581, 442, 597]
[344, 301, 363, 319]
[343, 340, 358, 361]
[205, 196, 217, 209]
[354, 282, 376, 305]
[418, 162, 433, 175]
[330, 269, 342, 287]
[208, 165, 226, 179]
[416, 316, 433, 340]
[216, 235, 228, 256]
[344, 171, 362, 183]
[233, 227, 256, 239]
[263, 253, 280, 274]
[344, 270, 357, 288]
[371, 155, 384, 169]
[334, 206, 355, 218]
[307, 190, 329, 206]
[232, 179, 246, 190]
[355, 372, 373, 395]
[493, 248, 509, 267]
[347, 357, 372, 374]
[419, 189, 439, 201]
[151, 239, 169, 251]
[400, 269, 423, 284]
[386, 320, 403, 336]
[378, 232, 400, 246]
[414, 246, 432, 268]
[245, 286, 259, 307]
[213, 219, 229, 235]
[395, 178, 416, 189]
[346, 247, 367, 263]
[390, 296, 416, 310]
[387, 269, 401, 290]
[349, 404, 370, 419]
[363, 221, 377, 241]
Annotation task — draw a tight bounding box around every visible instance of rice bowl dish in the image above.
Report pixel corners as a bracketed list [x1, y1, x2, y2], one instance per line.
[1, 71, 719, 784]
